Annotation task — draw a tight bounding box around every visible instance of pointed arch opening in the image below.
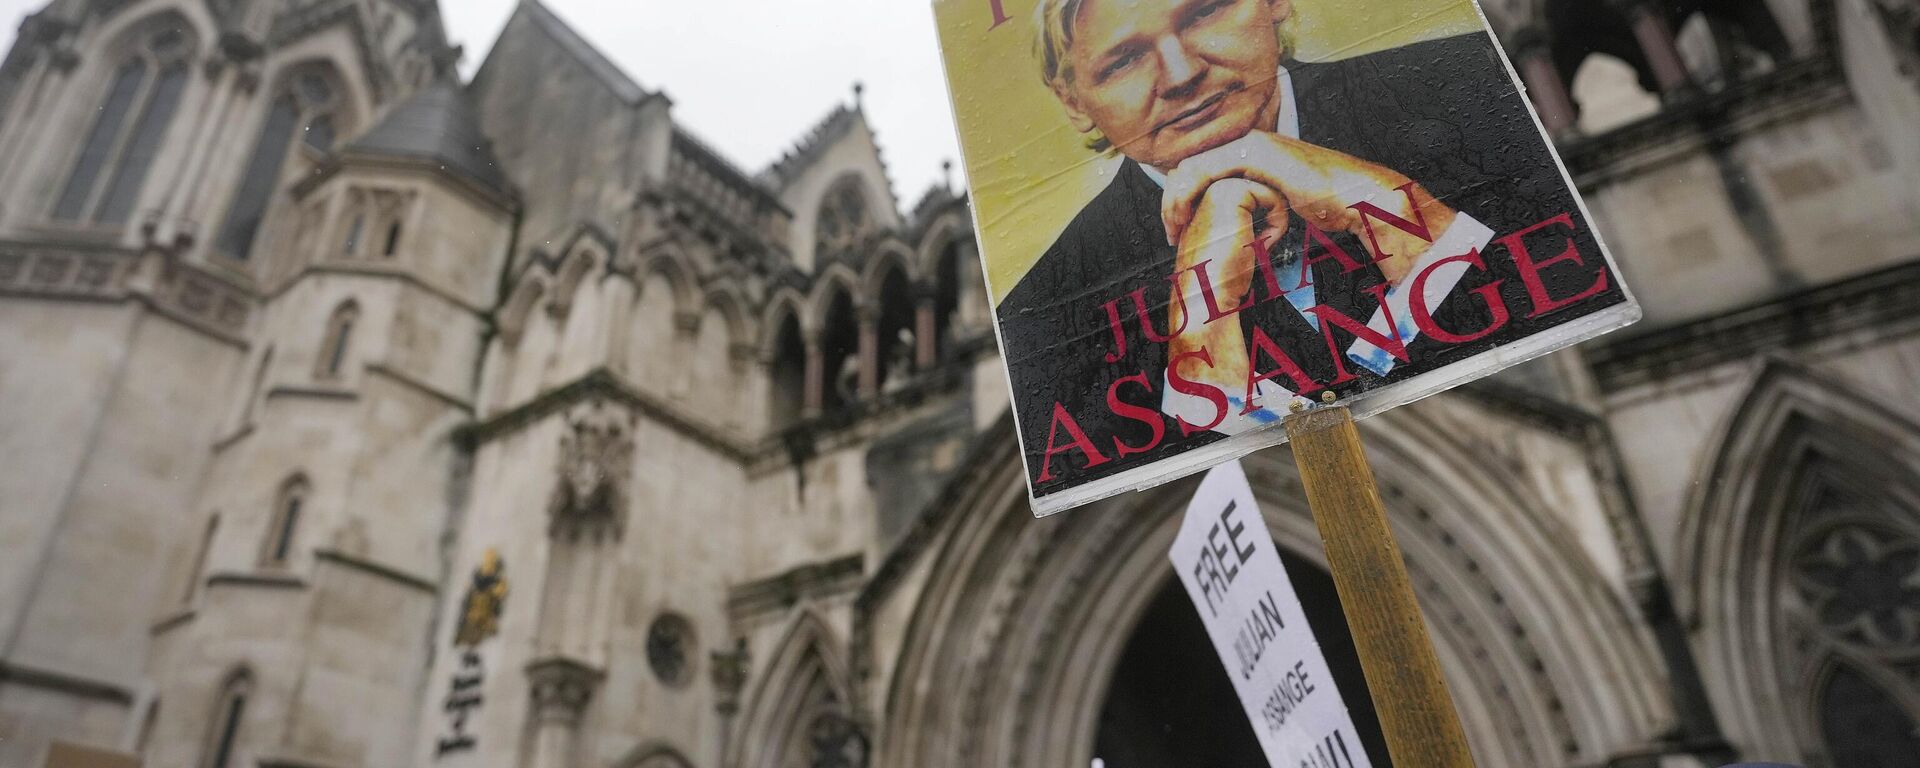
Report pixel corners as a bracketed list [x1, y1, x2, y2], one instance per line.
[1683, 0, 1795, 84]
[499, 277, 548, 348]
[931, 241, 965, 365]
[766, 306, 807, 432]
[817, 284, 859, 415]
[261, 474, 309, 567]
[1682, 361, 1920, 762]
[872, 259, 916, 393]
[734, 611, 862, 768]
[316, 300, 360, 380]
[199, 668, 253, 768]
[878, 406, 1669, 767]
[216, 63, 348, 261]
[1569, 52, 1661, 134]
[53, 15, 195, 225]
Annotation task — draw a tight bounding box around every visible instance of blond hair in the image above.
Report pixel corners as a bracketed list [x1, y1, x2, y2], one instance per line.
[1034, 0, 1109, 149]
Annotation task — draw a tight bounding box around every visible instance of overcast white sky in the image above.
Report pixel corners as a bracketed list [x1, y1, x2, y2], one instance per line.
[0, 0, 966, 208]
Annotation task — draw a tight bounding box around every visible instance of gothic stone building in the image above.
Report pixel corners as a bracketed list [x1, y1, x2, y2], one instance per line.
[0, 1, 1917, 767]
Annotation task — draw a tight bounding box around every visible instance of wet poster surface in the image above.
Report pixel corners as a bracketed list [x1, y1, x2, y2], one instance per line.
[932, 0, 1639, 515]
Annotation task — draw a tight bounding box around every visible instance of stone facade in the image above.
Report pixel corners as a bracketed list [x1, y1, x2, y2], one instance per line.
[0, 1, 1915, 767]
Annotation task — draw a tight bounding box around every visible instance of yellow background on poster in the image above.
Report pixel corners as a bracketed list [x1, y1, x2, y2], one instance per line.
[931, 0, 1487, 302]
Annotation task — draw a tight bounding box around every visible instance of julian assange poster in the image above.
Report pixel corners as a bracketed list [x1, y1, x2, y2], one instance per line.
[933, 0, 1640, 515]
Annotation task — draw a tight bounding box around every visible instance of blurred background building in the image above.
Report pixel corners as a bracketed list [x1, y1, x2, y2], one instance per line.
[0, 0, 1916, 766]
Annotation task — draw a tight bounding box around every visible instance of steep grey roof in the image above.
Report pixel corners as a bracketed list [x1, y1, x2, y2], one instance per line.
[519, 0, 653, 105]
[345, 82, 514, 199]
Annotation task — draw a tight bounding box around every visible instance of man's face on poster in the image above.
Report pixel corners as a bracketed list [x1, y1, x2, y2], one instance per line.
[1052, 0, 1290, 170]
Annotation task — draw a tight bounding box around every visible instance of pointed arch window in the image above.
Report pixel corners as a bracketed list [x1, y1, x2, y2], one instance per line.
[261, 475, 308, 567]
[1690, 369, 1920, 763]
[341, 214, 364, 256]
[316, 301, 358, 380]
[200, 669, 252, 768]
[53, 23, 193, 225]
[381, 220, 403, 258]
[216, 67, 343, 260]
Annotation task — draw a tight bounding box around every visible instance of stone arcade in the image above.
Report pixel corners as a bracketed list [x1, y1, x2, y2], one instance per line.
[1, 1, 1918, 766]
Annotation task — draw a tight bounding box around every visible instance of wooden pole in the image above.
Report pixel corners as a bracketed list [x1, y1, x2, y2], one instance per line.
[1284, 404, 1477, 767]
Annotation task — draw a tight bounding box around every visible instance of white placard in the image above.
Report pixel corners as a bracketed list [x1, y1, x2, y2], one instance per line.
[1169, 460, 1372, 768]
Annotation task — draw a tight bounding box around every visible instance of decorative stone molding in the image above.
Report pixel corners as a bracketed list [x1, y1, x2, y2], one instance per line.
[459, 368, 756, 461]
[710, 637, 750, 717]
[726, 554, 864, 628]
[0, 247, 130, 300]
[1587, 261, 1920, 394]
[549, 398, 637, 539]
[525, 656, 605, 727]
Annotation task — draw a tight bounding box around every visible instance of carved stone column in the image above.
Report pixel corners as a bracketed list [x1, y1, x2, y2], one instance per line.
[711, 638, 750, 764]
[1510, 26, 1577, 138]
[914, 295, 938, 369]
[0, 16, 77, 195]
[601, 267, 637, 374]
[856, 309, 879, 399]
[179, 38, 264, 227]
[523, 657, 604, 768]
[1612, 0, 1692, 95]
[802, 339, 825, 418]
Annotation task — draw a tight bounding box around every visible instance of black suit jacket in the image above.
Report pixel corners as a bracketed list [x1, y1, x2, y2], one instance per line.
[996, 33, 1626, 495]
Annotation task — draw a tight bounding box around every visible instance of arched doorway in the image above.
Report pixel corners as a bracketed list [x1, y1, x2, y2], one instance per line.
[873, 404, 1673, 768]
[1093, 553, 1392, 766]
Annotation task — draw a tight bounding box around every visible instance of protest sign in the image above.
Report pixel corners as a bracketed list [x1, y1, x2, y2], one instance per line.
[931, 0, 1639, 515]
[1170, 460, 1373, 768]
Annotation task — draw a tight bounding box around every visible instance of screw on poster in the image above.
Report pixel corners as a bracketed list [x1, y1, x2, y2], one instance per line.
[930, 0, 1639, 515]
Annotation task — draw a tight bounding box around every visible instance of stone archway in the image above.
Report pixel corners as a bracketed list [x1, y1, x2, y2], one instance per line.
[1090, 548, 1394, 766]
[1680, 360, 1920, 764]
[874, 403, 1672, 767]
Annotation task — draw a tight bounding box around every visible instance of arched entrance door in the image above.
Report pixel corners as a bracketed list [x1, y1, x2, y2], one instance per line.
[1093, 550, 1392, 767]
[875, 409, 1671, 768]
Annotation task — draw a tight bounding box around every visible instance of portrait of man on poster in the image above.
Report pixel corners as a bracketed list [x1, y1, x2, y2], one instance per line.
[993, 0, 1621, 492]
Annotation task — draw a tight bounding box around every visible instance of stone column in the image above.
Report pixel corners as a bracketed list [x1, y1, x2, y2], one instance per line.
[803, 340, 824, 418]
[1510, 26, 1577, 138]
[0, 25, 59, 181]
[0, 21, 76, 198]
[915, 295, 938, 369]
[1612, 0, 1692, 95]
[601, 272, 636, 374]
[181, 57, 263, 227]
[710, 638, 750, 765]
[856, 309, 879, 399]
[523, 657, 603, 768]
[157, 59, 237, 244]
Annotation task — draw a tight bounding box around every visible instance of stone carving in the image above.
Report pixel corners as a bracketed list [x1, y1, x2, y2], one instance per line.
[808, 711, 869, 768]
[1793, 523, 1920, 650]
[0, 247, 133, 299]
[710, 637, 750, 717]
[548, 400, 636, 538]
[526, 657, 604, 726]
